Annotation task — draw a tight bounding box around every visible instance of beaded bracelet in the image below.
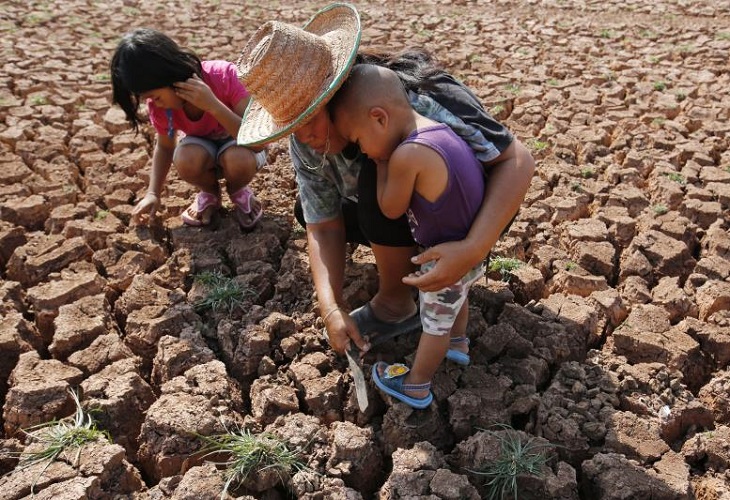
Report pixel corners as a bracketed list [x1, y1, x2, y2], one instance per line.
[322, 306, 344, 322]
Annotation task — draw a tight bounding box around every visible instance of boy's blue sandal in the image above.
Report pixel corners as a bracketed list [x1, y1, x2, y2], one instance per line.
[351, 302, 421, 347]
[446, 337, 470, 366]
[371, 362, 433, 409]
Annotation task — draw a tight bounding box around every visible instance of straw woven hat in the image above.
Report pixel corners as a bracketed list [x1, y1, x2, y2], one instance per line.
[236, 3, 361, 146]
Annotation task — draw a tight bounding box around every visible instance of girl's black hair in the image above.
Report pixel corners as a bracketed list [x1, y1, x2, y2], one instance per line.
[110, 28, 202, 132]
[355, 48, 443, 93]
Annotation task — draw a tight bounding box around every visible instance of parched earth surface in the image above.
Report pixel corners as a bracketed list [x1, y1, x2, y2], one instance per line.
[1, 0, 729, 499]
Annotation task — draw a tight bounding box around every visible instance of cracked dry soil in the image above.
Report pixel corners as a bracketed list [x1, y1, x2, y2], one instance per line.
[0, 1, 729, 499]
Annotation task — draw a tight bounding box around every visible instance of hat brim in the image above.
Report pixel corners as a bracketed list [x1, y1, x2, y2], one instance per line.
[237, 3, 361, 147]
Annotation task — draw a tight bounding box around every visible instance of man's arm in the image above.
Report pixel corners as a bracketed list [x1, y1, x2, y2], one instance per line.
[307, 217, 368, 354]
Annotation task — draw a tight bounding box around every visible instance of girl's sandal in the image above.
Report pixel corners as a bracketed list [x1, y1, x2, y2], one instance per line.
[230, 186, 263, 230]
[181, 191, 221, 226]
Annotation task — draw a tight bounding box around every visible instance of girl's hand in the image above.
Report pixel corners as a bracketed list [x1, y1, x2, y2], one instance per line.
[173, 75, 217, 112]
[131, 192, 160, 226]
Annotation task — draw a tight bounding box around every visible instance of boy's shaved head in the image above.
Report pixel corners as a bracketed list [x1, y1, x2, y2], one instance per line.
[330, 64, 410, 118]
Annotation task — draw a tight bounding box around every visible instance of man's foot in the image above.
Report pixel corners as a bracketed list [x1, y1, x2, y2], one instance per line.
[350, 302, 421, 347]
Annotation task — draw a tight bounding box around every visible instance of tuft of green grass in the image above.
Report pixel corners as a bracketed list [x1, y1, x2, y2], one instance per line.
[527, 139, 549, 152]
[488, 257, 523, 282]
[505, 83, 521, 95]
[467, 425, 553, 500]
[467, 53, 482, 64]
[194, 271, 253, 314]
[640, 29, 656, 38]
[200, 428, 309, 499]
[653, 81, 667, 91]
[565, 261, 578, 271]
[663, 172, 686, 185]
[490, 104, 505, 116]
[678, 44, 694, 54]
[580, 167, 595, 179]
[652, 204, 669, 215]
[30, 96, 48, 106]
[717, 32, 730, 40]
[94, 210, 109, 221]
[11, 389, 108, 495]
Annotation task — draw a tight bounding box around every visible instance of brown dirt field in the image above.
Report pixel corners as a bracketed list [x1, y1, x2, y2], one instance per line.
[1, 1, 729, 499]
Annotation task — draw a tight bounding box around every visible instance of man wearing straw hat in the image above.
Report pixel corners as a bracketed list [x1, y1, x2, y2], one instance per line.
[236, 3, 535, 357]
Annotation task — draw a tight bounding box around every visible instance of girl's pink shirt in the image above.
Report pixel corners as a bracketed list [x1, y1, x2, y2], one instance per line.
[147, 60, 248, 140]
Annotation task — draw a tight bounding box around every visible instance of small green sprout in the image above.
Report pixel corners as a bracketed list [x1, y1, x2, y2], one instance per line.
[194, 271, 253, 314]
[200, 428, 309, 499]
[94, 210, 109, 221]
[467, 425, 554, 500]
[488, 257, 523, 282]
[10, 389, 109, 495]
[663, 172, 686, 185]
[653, 81, 667, 91]
[505, 83, 521, 95]
[652, 204, 668, 215]
[491, 104, 505, 116]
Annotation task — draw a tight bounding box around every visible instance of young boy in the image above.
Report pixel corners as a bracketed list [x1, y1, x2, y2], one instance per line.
[331, 64, 486, 409]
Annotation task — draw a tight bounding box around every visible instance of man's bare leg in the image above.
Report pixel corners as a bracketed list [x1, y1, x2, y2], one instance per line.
[368, 243, 418, 322]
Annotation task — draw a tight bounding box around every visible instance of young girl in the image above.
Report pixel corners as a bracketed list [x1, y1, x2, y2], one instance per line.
[110, 28, 265, 229]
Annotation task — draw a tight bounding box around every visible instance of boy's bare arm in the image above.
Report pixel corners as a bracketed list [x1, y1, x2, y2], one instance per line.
[377, 145, 427, 219]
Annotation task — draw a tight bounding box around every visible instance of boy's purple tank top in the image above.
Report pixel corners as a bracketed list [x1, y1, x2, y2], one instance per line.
[402, 123, 485, 247]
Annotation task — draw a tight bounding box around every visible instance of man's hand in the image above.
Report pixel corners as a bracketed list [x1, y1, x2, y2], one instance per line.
[324, 308, 371, 355]
[403, 240, 481, 292]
